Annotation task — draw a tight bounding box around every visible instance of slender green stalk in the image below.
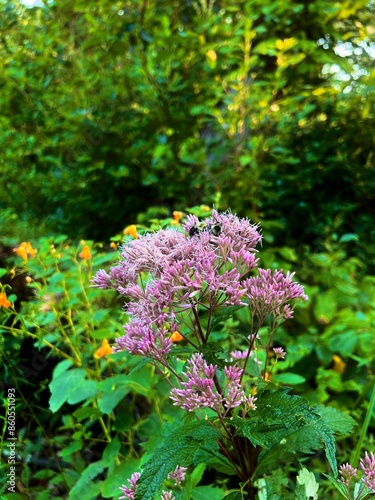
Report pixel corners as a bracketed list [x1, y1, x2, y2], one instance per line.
[351, 376, 375, 466]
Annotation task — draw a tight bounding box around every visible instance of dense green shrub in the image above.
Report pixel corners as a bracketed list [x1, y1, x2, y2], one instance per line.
[0, 0, 374, 262]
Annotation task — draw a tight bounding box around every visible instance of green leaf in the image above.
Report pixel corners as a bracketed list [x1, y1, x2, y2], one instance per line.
[68, 461, 106, 500]
[295, 468, 319, 500]
[222, 493, 243, 500]
[315, 405, 356, 436]
[209, 305, 245, 332]
[191, 485, 227, 500]
[272, 373, 306, 385]
[233, 387, 338, 476]
[101, 459, 140, 498]
[97, 385, 131, 414]
[102, 437, 121, 466]
[49, 368, 98, 412]
[135, 421, 221, 499]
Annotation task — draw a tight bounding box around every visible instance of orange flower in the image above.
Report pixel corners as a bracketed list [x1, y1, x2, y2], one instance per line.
[13, 242, 37, 262]
[0, 292, 11, 309]
[79, 245, 92, 260]
[172, 211, 183, 223]
[123, 225, 138, 239]
[94, 339, 113, 359]
[170, 331, 183, 342]
[332, 354, 346, 375]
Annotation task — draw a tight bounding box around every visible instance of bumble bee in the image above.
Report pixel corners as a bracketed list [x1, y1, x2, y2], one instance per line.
[189, 222, 222, 238]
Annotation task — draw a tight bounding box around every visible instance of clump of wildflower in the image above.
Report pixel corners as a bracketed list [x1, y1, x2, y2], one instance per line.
[92, 209, 307, 369]
[119, 472, 140, 500]
[167, 465, 187, 486]
[13, 242, 37, 262]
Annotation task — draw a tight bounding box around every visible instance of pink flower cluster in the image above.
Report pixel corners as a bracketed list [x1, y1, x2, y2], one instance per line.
[338, 451, 375, 496]
[93, 211, 307, 364]
[170, 353, 245, 414]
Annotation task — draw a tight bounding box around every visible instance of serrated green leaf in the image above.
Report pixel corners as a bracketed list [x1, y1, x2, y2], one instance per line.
[222, 493, 243, 500]
[135, 421, 220, 499]
[233, 387, 338, 475]
[315, 405, 356, 436]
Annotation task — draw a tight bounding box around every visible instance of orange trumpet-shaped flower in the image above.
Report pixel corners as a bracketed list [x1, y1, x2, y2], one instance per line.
[172, 211, 183, 223]
[94, 339, 113, 359]
[170, 331, 183, 343]
[0, 292, 11, 309]
[123, 225, 138, 239]
[332, 354, 346, 375]
[79, 245, 92, 260]
[13, 242, 37, 262]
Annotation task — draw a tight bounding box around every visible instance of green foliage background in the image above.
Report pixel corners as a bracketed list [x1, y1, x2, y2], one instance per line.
[1, 0, 374, 253]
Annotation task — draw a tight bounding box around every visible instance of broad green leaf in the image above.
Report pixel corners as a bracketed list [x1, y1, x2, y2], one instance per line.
[49, 368, 97, 412]
[191, 486, 227, 500]
[272, 373, 306, 385]
[233, 387, 338, 475]
[135, 421, 221, 499]
[68, 461, 106, 500]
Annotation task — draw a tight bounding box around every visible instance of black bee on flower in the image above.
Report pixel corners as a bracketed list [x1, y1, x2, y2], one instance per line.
[189, 222, 222, 238]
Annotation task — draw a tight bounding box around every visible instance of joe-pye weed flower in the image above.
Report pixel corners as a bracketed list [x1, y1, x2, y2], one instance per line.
[93, 210, 308, 497]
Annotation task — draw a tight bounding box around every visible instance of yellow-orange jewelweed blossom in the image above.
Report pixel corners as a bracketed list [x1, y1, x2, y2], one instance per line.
[13, 242, 37, 262]
[0, 292, 11, 309]
[123, 225, 138, 239]
[79, 245, 92, 260]
[170, 331, 183, 342]
[332, 354, 346, 375]
[172, 211, 183, 223]
[94, 339, 113, 359]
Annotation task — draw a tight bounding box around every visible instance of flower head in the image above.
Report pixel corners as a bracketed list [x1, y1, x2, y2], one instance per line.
[160, 492, 175, 500]
[119, 472, 141, 500]
[13, 242, 37, 262]
[79, 244, 92, 260]
[273, 347, 286, 360]
[94, 339, 113, 359]
[167, 465, 187, 486]
[123, 225, 138, 239]
[360, 451, 375, 493]
[0, 292, 11, 309]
